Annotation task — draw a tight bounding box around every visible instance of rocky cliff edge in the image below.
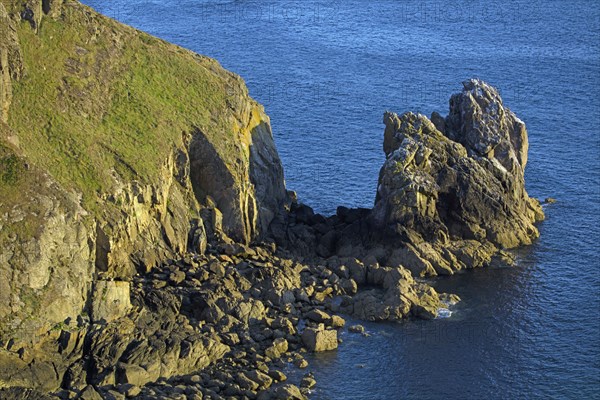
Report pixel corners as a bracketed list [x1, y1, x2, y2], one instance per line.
[1, 0, 286, 373]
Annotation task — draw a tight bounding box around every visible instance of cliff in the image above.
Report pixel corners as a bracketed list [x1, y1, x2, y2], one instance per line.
[1, 0, 287, 390]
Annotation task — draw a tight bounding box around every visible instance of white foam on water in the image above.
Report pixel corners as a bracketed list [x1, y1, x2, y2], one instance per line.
[436, 308, 453, 319]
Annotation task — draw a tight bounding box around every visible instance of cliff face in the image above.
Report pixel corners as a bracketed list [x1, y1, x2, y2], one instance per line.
[0, 0, 285, 366]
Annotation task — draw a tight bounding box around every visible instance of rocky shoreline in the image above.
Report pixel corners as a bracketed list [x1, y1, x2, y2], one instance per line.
[0, 78, 540, 399]
[1, 1, 544, 399]
[1, 240, 456, 400]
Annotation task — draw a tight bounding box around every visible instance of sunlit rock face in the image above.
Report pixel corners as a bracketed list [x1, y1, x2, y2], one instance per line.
[372, 79, 544, 276]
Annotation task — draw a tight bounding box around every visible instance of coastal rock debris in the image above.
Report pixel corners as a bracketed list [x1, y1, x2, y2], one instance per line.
[274, 79, 543, 280]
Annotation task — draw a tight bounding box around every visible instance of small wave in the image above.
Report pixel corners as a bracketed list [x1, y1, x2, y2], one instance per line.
[442, 298, 459, 307]
[436, 308, 453, 319]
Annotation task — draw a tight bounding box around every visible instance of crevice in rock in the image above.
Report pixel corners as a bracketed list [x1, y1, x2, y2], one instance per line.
[188, 127, 233, 209]
[42, 0, 51, 15]
[94, 226, 109, 274]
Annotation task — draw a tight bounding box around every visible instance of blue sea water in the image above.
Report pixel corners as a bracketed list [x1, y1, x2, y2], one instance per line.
[82, 1, 600, 398]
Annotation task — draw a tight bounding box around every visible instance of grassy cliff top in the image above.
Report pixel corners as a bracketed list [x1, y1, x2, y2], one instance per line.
[2, 0, 252, 212]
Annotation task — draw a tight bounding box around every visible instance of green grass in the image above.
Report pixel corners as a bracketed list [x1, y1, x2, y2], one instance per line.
[5, 2, 237, 212]
[0, 141, 48, 240]
[0, 145, 22, 185]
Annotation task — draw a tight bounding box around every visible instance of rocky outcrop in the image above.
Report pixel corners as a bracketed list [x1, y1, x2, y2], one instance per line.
[372, 79, 543, 275]
[93, 78, 287, 280]
[339, 264, 457, 320]
[0, 131, 94, 353]
[0, 2, 23, 123]
[250, 119, 288, 239]
[273, 80, 543, 279]
[0, 0, 288, 393]
[188, 102, 287, 245]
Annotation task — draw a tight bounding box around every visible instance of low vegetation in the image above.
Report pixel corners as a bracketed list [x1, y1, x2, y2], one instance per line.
[6, 3, 235, 212]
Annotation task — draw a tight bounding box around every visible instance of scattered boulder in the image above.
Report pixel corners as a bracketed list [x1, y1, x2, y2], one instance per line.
[331, 315, 346, 328]
[301, 325, 338, 352]
[294, 357, 309, 369]
[348, 325, 365, 334]
[267, 369, 287, 382]
[79, 385, 103, 400]
[345, 259, 367, 285]
[305, 309, 331, 324]
[300, 373, 317, 389]
[257, 384, 306, 400]
[245, 370, 273, 390]
[265, 338, 288, 359]
[169, 270, 186, 285]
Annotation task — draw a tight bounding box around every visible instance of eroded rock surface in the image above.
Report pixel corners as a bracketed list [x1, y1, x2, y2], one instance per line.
[274, 79, 544, 278]
[372, 79, 544, 275]
[0, 2, 23, 123]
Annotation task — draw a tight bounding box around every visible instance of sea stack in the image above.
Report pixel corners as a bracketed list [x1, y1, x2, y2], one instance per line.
[372, 79, 544, 276]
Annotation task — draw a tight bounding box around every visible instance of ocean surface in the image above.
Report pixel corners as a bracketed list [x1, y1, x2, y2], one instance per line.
[82, 1, 600, 398]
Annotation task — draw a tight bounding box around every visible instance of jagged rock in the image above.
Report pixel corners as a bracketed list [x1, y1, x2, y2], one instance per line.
[330, 315, 346, 328]
[304, 309, 331, 324]
[294, 357, 309, 369]
[0, 388, 57, 400]
[244, 370, 274, 390]
[341, 265, 446, 321]
[301, 325, 338, 352]
[267, 370, 287, 382]
[116, 363, 151, 387]
[300, 373, 317, 390]
[189, 218, 208, 254]
[349, 289, 409, 321]
[123, 385, 141, 398]
[344, 258, 367, 285]
[265, 338, 288, 359]
[0, 349, 65, 392]
[339, 278, 358, 295]
[236, 371, 260, 391]
[348, 325, 365, 334]
[372, 79, 543, 276]
[249, 114, 288, 241]
[169, 270, 186, 285]
[272, 316, 296, 336]
[79, 385, 103, 400]
[234, 299, 266, 325]
[189, 104, 286, 245]
[411, 287, 442, 320]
